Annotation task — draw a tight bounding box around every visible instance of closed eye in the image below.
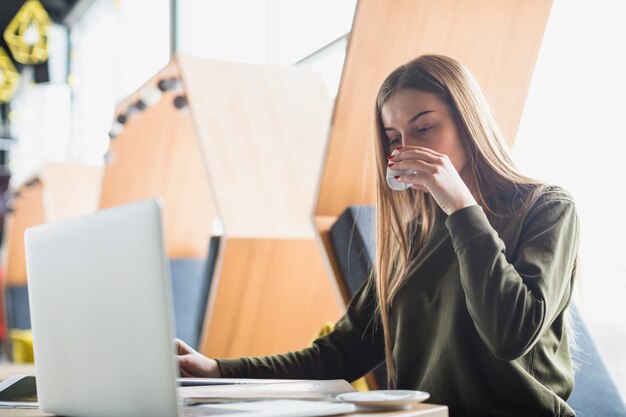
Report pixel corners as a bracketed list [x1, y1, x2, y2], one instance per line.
[388, 137, 401, 146]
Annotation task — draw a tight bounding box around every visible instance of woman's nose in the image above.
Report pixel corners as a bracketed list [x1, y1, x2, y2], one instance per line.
[402, 136, 418, 147]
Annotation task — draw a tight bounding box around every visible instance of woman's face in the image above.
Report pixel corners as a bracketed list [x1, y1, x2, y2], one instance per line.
[381, 88, 469, 175]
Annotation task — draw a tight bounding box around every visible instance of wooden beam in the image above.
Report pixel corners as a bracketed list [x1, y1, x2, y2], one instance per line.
[200, 238, 342, 358]
[177, 56, 332, 238]
[144, 57, 339, 358]
[99, 61, 216, 259]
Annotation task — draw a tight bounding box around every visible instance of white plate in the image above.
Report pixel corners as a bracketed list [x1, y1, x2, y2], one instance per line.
[336, 390, 430, 410]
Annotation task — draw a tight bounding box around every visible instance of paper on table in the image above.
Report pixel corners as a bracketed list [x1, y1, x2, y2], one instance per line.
[0, 401, 39, 409]
[178, 377, 303, 386]
[179, 379, 355, 405]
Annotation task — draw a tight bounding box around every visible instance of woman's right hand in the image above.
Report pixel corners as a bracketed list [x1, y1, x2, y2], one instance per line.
[175, 338, 222, 378]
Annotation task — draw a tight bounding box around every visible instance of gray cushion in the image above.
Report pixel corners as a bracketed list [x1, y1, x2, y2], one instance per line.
[330, 206, 387, 387]
[170, 236, 219, 350]
[329, 206, 376, 297]
[5, 285, 31, 330]
[568, 304, 626, 416]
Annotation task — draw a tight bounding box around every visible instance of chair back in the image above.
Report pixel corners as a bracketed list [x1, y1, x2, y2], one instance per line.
[329, 206, 376, 297]
[329, 205, 387, 387]
[170, 236, 220, 350]
[5, 285, 31, 330]
[568, 304, 626, 416]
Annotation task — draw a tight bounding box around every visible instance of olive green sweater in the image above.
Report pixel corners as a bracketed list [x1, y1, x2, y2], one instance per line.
[217, 186, 580, 417]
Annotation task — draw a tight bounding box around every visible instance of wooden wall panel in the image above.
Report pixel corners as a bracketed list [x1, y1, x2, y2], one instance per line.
[316, 0, 553, 219]
[177, 56, 332, 238]
[174, 57, 340, 357]
[99, 62, 215, 259]
[1, 164, 102, 289]
[41, 163, 104, 223]
[2, 182, 45, 285]
[200, 238, 342, 358]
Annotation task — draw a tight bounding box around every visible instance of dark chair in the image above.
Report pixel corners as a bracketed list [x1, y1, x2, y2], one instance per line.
[329, 206, 376, 297]
[169, 236, 220, 351]
[2, 285, 32, 360]
[329, 205, 387, 388]
[4, 285, 31, 330]
[568, 304, 626, 416]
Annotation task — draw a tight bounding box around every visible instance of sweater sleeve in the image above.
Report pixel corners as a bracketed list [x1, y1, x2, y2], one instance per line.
[445, 188, 579, 361]
[217, 276, 386, 381]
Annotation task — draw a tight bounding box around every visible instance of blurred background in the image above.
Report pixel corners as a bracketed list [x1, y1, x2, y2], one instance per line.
[0, 0, 624, 404]
[0, 0, 357, 185]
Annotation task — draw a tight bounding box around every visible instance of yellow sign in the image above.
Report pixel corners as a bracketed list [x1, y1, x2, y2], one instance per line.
[4, 0, 52, 65]
[0, 47, 20, 103]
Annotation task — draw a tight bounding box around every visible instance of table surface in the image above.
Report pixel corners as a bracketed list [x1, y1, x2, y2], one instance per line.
[0, 404, 448, 417]
[0, 363, 448, 417]
[0, 363, 36, 380]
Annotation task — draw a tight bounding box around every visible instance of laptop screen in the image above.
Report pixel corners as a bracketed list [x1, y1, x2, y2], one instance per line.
[25, 199, 181, 417]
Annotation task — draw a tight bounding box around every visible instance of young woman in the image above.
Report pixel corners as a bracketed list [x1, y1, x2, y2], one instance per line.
[176, 55, 579, 417]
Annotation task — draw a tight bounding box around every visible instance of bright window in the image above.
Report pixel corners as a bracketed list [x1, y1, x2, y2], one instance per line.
[69, 0, 170, 165]
[514, 0, 626, 398]
[176, 0, 356, 96]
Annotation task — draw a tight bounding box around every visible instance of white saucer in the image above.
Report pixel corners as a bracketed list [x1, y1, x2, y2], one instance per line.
[336, 390, 430, 410]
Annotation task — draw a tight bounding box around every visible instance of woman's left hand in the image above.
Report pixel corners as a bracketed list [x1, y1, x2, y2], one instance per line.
[175, 338, 222, 378]
[388, 146, 477, 215]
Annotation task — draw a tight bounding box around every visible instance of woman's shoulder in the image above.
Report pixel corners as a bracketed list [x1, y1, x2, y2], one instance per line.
[534, 184, 575, 203]
[493, 184, 578, 245]
[518, 184, 578, 230]
[527, 184, 576, 215]
[491, 183, 574, 212]
[488, 183, 576, 232]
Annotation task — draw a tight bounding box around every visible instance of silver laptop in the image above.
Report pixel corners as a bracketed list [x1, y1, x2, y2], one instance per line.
[25, 199, 181, 417]
[24, 200, 355, 417]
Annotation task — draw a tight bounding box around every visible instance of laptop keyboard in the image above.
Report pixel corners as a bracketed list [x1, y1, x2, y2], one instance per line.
[184, 405, 249, 416]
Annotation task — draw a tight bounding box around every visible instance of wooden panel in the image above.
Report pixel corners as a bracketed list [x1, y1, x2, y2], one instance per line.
[40, 163, 104, 222]
[315, 0, 553, 217]
[99, 62, 215, 259]
[2, 182, 45, 285]
[314, 216, 351, 309]
[171, 58, 340, 359]
[177, 56, 332, 238]
[200, 238, 343, 358]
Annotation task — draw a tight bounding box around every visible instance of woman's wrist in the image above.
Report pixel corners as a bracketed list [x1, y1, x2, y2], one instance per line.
[206, 359, 222, 378]
[443, 195, 477, 216]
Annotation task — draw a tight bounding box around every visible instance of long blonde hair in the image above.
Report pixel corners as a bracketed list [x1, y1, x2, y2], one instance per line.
[373, 55, 543, 387]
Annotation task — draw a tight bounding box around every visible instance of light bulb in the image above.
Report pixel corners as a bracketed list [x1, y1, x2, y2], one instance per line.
[138, 85, 162, 105]
[103, 151, 116, 164]
[125, 99, 146, 117]
[157, 77, 180, 92]
[23, 23, 40, 46]
[108, 122, 123, 138]
[173, 95, 187, 109]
